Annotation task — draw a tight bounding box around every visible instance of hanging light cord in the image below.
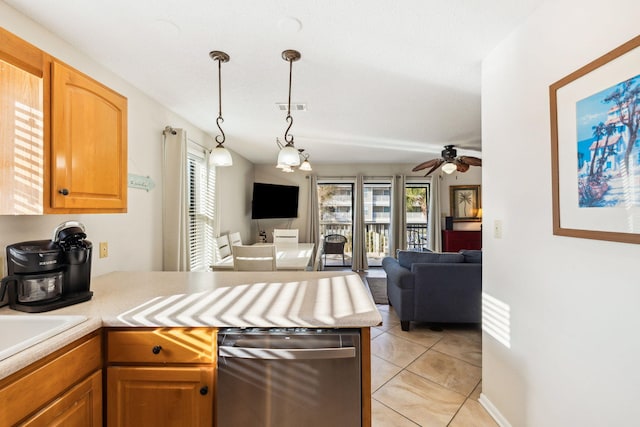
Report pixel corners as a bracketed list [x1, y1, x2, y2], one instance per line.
[215, 56, 226, 146]
[284, 57, 294, 144]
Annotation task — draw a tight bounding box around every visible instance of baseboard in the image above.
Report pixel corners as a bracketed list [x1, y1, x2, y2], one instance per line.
[479, 393, 512, 427]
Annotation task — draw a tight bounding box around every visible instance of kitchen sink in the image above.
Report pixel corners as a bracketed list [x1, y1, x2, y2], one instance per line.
[0, 315, 87, 361]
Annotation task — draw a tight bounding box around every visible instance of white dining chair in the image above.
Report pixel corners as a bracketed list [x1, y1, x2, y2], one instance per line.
[213, 234, 232, 265]
[272, 229, 299, 244]
[228, 232, 242, 249]
[232, 245, 277, 271]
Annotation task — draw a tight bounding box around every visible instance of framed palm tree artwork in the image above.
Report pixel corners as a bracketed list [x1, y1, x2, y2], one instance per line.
[550, 34, 640, 244]
[450, 185, 481, 221]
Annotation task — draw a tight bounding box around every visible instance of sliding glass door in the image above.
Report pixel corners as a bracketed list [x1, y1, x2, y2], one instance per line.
[317, 178, 405, 267]
[363, 182, 391, 266]
[318, 183, 353, 266]
[405, 182, 430, 251]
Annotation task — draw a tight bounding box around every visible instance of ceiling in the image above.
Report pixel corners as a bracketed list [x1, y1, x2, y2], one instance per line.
[4, 0, 542, 165]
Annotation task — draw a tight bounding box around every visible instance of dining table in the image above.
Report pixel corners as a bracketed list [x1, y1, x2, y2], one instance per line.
[211, 242, 315, 271]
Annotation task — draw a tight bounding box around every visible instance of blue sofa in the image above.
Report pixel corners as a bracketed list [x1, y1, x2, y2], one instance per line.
[381, 249, 482, 331]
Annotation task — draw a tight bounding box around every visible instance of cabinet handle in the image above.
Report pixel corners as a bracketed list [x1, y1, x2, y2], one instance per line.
[58, 188, 70, 196]
[200, 386, 209, 395]
[152, 345, 162, 354]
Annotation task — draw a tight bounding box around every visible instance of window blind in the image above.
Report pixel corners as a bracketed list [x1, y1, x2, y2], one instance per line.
[187, 147, 215, 271]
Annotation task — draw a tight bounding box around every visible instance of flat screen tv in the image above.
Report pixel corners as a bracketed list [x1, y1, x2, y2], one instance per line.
[251, 183, 299, 219]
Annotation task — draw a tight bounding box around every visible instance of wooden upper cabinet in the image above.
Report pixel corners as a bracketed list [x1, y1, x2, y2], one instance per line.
[0, 28, 47, 215]
[51, 60, 127, 212]
[0, 27, 128, 214]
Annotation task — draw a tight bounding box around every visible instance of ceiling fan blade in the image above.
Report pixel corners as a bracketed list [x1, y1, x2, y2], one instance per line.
[423, 159, 444, 176]
[455, 160, 470, 172]
[412, 158, 440, 172]
[458, 156, 482, 166]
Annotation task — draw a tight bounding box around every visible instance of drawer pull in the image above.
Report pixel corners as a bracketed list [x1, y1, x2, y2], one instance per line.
[152, 345, 162, 354]
[58, 188, 70, 196]
[200, 386, 209, 395]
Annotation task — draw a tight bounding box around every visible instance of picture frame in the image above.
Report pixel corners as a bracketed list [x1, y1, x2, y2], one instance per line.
[550, 35, 640, 244]
[450, 185, 481, 222]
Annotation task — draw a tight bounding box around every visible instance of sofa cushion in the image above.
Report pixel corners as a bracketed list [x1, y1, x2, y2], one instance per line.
[459, 249, 482, 263]
[397, 250, 464, 269]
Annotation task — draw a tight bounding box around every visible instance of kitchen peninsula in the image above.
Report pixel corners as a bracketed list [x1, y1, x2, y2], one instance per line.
[0, 271, 382, 426]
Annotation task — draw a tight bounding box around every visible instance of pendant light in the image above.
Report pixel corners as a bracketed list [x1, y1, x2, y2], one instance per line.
[298, 151, 312, 171]
[277, 49, 301, 167]
[209, 50, 233, 166]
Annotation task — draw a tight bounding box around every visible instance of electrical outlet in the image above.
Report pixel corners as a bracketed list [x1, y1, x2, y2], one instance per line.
[99, 242, 108, 258]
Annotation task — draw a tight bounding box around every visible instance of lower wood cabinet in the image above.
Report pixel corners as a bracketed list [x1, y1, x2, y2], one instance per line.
[107, 366, 213, 427]
[0, 332, 102, 426]
[105, 328, 217, 427]
[21, 370, 102, 426]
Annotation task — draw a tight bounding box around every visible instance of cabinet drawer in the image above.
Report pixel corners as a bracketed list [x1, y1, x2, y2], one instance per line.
[107, 328, 216, 364]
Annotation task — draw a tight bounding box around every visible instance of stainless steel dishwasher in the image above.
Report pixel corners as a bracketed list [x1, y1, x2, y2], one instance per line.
[216, 328, 361, 427]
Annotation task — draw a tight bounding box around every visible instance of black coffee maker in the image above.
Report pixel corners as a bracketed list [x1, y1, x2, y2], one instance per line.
[0, 221, 93, 313]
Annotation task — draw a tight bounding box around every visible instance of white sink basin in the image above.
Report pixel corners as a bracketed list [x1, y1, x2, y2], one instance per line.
[0, 315, 87, 361]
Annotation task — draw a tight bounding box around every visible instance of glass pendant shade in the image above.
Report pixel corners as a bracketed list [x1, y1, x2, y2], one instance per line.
[299, 159, 312, 171]
[210, 146, 233, 166]
[442, 162, 457, 174]
[278, 145, 301, 166]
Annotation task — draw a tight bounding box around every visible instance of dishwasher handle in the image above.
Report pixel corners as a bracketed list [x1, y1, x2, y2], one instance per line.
[219, 345, 356, 360]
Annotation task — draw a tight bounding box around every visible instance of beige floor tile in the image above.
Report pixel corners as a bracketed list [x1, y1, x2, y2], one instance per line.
[378, 309, 400, 328]
[432, 331, 482, 367]
[371, 354, 403, 392]
[388, 324, 444, 348]
[371, 333, 427, 368]
[373, 370, 465, 426]
[449, 398, 499, 427]
[371, 398, 419, 427]
[376, 303, 390, 312]
[445, 326, 482, 344]
[407, 350, 482, 396]
[371, 326, 385, 339]
[470, 381, 482, 401]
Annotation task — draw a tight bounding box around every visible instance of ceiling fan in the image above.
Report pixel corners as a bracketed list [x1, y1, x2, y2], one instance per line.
[412, 145, 482, 176]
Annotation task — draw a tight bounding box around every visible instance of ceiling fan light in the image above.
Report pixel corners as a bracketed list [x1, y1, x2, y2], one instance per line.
[281, 165, 294, 173]
[442, 162, 457, 174]
[299, 159, 312, 171]
[210, 145, 233, 166]
[278, 144, 301, 166]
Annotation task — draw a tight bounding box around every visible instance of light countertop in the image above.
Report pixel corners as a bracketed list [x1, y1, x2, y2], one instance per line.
[0, 271, 382, 379]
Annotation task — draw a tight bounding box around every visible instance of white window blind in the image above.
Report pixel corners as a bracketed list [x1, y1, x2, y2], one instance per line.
[187, 146, 215, 271]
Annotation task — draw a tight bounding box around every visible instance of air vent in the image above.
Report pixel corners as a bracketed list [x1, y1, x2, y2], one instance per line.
[276, 102, 307, 111]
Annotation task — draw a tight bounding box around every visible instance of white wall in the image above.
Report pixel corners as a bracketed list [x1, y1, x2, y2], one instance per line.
[254, 163, 482, 242]
[481, 0, 640, 425]
[0, 4, 253, 276]
[216, 152, 254, 245]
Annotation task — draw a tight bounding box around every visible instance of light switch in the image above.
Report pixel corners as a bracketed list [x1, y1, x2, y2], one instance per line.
[494, 220, 503, 239]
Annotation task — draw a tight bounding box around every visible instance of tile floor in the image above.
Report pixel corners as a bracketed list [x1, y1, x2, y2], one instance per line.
[365, 271, 497, 427]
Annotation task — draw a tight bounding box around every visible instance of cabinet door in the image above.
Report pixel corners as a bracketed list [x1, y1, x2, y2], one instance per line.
[0, 28, 47, 215]
[51, 60, 127, 212]
[107, 366, 213, 427]
[20, 371, 102, 427]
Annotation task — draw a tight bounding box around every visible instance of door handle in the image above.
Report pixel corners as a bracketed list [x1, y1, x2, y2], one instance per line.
[219, 346, 356, 360]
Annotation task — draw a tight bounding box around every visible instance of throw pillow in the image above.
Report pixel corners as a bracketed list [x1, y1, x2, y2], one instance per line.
[397, 250, 464, 269]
